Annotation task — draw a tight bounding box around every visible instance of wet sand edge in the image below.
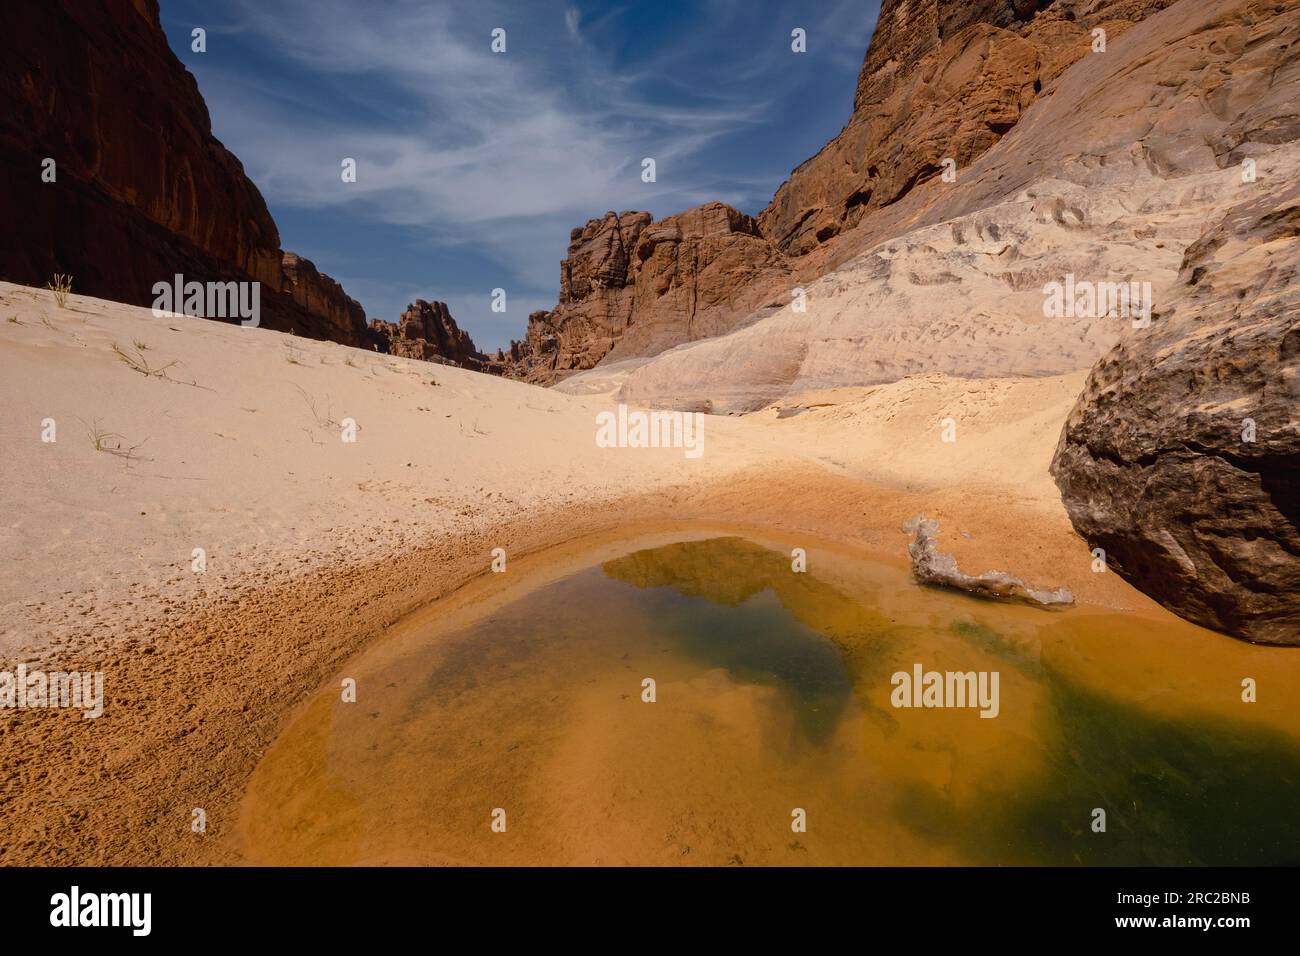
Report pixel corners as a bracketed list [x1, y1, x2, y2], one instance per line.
[0, 462, 1147, 865]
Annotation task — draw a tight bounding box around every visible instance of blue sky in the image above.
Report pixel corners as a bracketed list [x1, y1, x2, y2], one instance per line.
[160, 0, 880, 351]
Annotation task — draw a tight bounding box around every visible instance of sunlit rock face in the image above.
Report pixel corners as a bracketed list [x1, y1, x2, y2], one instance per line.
[757, 0, 1180, 258]
[506, 203, 790, 384]
[366, 299, 492, 370]
[564, 0, 1300, 414]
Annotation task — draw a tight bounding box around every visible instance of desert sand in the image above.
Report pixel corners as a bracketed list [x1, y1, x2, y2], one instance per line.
[0, 276, 1181, 865]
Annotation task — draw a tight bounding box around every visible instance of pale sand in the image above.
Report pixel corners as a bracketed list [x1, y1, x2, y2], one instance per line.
[0, 280, 1165, 864]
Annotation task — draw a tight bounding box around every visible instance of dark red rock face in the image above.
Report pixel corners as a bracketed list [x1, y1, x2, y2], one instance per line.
[0, 0, 368, 344]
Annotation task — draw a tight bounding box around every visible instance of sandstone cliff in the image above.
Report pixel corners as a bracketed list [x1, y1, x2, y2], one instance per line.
[567, 0, 1300, 415]
[507, 0, 1184, 385]
[758, 0, 1179, 258]
[507, 202, 790, 384]
[367, 299, 497, 372]
[0, 0, 369, 344]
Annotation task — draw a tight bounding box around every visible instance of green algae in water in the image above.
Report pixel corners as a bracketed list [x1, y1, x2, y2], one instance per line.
[603, 539, 860, 743]
[607, 539, 1300, 865]
[896, 665, 1300, 866]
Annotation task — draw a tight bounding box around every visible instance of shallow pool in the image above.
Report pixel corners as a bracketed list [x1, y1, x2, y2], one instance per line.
[240, 533, 1300, 865]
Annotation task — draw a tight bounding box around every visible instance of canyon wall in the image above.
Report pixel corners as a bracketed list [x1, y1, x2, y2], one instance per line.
[507, 202, 790, 384]
[507, 0, 1181, 384]
[0, 0, 369, 344]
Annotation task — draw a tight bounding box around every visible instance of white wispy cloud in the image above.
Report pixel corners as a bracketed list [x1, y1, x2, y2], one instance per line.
[178, 0, 877, 343]
[564, 6, 582, 41]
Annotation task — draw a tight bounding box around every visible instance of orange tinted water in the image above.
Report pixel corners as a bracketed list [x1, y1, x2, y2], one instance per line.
[240, 533, 1300, 865]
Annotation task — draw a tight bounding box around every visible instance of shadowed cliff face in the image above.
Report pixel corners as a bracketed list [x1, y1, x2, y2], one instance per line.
[0, 0, 369, 345]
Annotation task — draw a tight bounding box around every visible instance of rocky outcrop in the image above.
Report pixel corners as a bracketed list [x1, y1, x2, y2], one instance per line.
[280, 253, 368, 344]
[758, 0, 1179, 258]
[1051, 183, 1300, 644]
[367, 299, 497, 372]
[507, 0, 1185, 385]
[0, 0, 370, 345]
[507, 202, 790, 384]
[904, 516, 1075, 607]
[562, 0, 1300, 414]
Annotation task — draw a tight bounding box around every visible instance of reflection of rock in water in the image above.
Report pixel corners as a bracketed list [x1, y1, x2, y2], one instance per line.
[894, 658, 1300, 866]
[603, 538, 865, 744]
[603, 536, 803, 606]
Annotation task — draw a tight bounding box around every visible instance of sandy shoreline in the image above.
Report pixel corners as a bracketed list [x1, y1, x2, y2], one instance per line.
[1, 281, 1172, 865]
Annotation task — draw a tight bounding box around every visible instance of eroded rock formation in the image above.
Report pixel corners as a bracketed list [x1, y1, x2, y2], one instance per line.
[1051, 183, 1300, 644]
[758, 0, 1179, 257]
[507, 202, 790, 384]
[0, 0, 370, 344]
[367, 299, 495, 371]
[507, 0, 1186, 385]
[573, 0, 1300, 414]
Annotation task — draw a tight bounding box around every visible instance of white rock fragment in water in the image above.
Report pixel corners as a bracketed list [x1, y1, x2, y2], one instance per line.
[902, 515, 1074, 609]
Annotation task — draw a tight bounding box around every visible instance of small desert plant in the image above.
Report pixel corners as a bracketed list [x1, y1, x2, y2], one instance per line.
[81, 418, 121, 452]
[78, 417, 146, 461]
[46, 274, 73, 308]
[6, 315, 19, 324]
[131, 339, 151, 351]
[284, 345, 305, 365]
[112, 342, 178, 380]
[291, 382, 338, 429]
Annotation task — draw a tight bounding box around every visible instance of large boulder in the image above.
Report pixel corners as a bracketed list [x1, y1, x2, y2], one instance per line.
[1051, 182, 1300, 644]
